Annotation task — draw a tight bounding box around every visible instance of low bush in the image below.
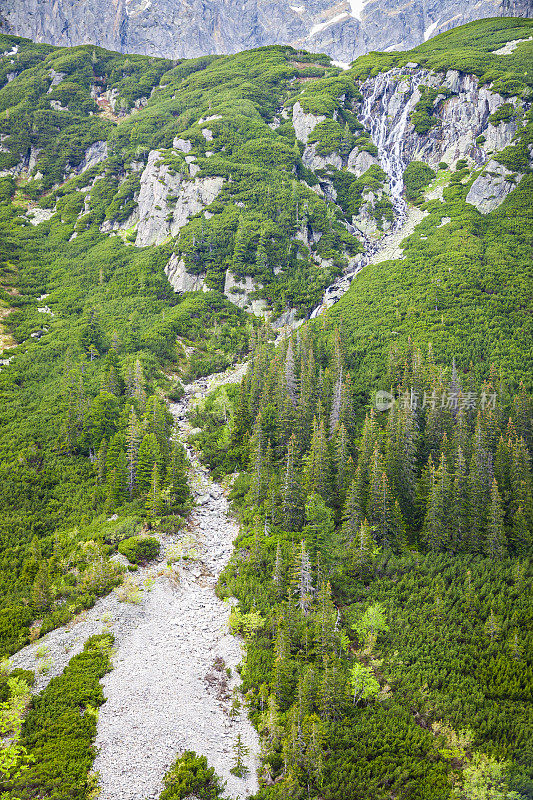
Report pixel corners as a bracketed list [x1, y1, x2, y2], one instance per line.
[403, 160, 436, 202]
[118, 535, 161, 564]
[159, 751, 226, 800]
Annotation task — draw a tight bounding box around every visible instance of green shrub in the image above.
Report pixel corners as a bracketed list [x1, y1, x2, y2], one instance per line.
[489, 103, 516, 126]
[403, 161, 437, 202]
[168, 381, 185, 402]
[5, 634, 113, 797]
[159, 751, 226, 799]
[118, 535, 161, 564]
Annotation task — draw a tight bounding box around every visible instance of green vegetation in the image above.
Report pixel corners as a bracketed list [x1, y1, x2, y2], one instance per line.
[1, 634, 113, 798]
[403, 161, 437, 202]
[159, 751, 226, 800]
[349, 17, 533, 98]
[189, 326, 532, 800]
[410, 86, 450, 135]
[0, 15, 531, 800]
[326, 173, 533, 390]
[117, 535, 161, 564]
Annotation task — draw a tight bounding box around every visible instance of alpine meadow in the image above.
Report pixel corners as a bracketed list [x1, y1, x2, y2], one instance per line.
[0, 13, 532, 800]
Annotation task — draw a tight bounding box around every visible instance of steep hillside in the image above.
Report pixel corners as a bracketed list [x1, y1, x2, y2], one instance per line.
[0, 17, 532, 800]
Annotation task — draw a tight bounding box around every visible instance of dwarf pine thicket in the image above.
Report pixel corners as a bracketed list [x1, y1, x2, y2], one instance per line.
[0, 15, 531, 800]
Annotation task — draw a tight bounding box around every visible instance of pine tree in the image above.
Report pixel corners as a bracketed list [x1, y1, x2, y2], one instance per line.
[292, 541, 314, 615]
[230, 734, 249, 777]
[333, 422, 352, 508]
[126, 407, 142, 497]
[486, 478, 506, 558]
[109, 450, 128, 505]
[314, 581, 337, 660]
[510, 506, 531, 556]
[329, 365, 343, 436]
[146, 462, 163, 518]
[136, 432, 160, 494]
[511, 437, 533, 523]
[282, 434, 302, 531]
[272, 539, 284, 597]
[303, 492, 335, 563]
[450, 447, 470, 552]
[283, 337, 298, 405]
[303, 418, 331, 502]
[249, 411, 268, 504]
[342, 469, 366, 543]
[423, 453, 450, 551]
[349, 519, 376, 576]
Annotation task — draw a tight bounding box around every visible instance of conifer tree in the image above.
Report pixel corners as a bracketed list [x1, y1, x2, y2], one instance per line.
[314, 581, 337, 659]
[282, 434, 302, 531]
[511, 437, 533, 522]
[423, 453, 450, 551]
[450, 447, 470, 552]
[510, 506, 531, 556]
[349, 519, 376, 576]
[292, 540, 314, 615]
[342, 470, 366, 543]
[486, 478, 506, 558]
[126, 408, 142, 497]
[146, 462, 163, 518]
[136, 432, 160, 494]
[96, 437, 108, 485]
[109, 450, 128, 505]
[249, 411, 268, 504]
[332, 422, 352, 508]
[283, 338, 298, 406]
[302, 493, 335, 561]
[303, 418, 331, 502]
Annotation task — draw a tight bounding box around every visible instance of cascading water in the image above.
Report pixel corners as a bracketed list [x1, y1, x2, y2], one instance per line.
[309, 71, 425, 319]
[360, 71, 425, 230]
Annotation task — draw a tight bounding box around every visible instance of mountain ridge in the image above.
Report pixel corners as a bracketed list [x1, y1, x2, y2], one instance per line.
[1, 0, 531, 64]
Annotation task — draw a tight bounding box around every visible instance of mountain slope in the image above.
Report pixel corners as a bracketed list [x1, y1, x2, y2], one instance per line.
[0, 17, 532, 800]
[0, 0, 528, 64]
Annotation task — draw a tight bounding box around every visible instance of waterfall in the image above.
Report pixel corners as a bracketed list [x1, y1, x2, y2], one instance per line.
[360, 71, 425, 230]
[309, 71, 424, 319]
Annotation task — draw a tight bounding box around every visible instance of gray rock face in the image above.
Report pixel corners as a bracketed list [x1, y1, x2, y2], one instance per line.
[0, 0, 523, 64]
[223, 270, 269, 317]
[359, 67, 522, 171]
[346, 147, 379, 177]
[465, 160, 525, 214]
[502, 0, 533, 17]
[165, 254, 208, 293]
[135, 150, 223, 247]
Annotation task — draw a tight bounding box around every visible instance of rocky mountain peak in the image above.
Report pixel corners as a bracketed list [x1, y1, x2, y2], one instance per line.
[1, 0, 529, 63]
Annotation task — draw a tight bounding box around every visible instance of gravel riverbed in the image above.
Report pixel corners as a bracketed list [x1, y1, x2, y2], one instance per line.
[10, 364, 259, 800]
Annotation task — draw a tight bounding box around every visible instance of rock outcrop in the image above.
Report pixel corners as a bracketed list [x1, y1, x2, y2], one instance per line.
[223, 270, 269, 317]
[135, 150, 223, 247]
[465, 160, 525, 214]
[2, 0, 520, 66]
[359, 67, 522, 172]
[292, 101, 325, 145]
[165, 254, 208, 293]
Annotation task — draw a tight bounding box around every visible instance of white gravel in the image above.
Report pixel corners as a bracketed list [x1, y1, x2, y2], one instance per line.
[10, 365, 260, 800]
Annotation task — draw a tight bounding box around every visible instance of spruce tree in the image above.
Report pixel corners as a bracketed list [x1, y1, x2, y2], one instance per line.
[282, 434, 302, 531]
[136, 432, 160, 494]
[450, 447, 470, 552]
[486, 478, 506, 558]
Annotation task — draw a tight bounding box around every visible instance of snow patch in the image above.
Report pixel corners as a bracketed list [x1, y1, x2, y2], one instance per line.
[424, 19, 440, 42]
[309, 11, 349, 36]
[492, 36, 532, 55]
[290, 4, 304, 11]
[333, 60, 350, 70]
[348, 0, 366, 20]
